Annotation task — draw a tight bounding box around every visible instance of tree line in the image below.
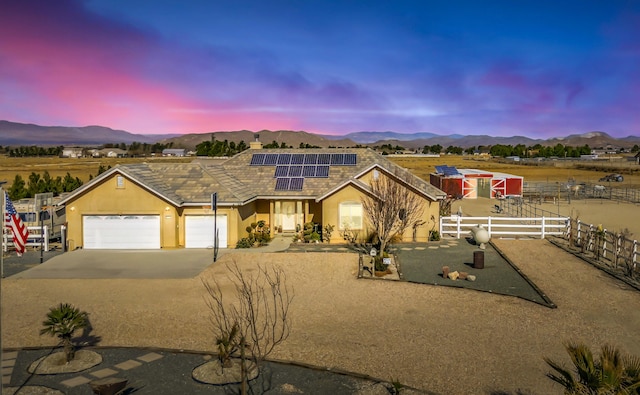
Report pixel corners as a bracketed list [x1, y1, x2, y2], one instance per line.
[0, 142, 175, 157]
[5, 165, 114, 201]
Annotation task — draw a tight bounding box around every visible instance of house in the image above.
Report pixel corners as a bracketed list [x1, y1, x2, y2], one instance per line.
[58, 145, 447, 250]
[61, 147, 85, 158]
[430, 166, 523, 199]
[91, 148, 128, 158]
[162, 148, 187, 157]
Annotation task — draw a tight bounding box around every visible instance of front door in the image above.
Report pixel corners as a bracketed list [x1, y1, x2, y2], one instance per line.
[281, 201, 296, 231]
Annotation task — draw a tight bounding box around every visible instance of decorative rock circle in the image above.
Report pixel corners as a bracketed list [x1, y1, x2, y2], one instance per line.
[192, 359, 258, 385]
[28, 350, 102, 374]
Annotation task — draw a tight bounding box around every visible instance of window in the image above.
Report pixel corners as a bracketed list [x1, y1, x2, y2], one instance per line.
[339, 202, 363, 230]
[116, 176, 125, 188]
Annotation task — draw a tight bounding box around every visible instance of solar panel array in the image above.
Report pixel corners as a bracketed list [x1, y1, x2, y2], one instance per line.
[435, 165, 460, 176]
[250, 152, 357, 191]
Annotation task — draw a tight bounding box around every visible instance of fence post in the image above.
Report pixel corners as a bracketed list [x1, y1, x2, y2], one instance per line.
[456, 215, 462, 239]
[602, 229, 607, 259]
[541, 217, 546, 239]
[487, 217, 492, 237]
[577, 220, 582, 245]
[44, 225, 49, 252]
[633, 240, 638, 273]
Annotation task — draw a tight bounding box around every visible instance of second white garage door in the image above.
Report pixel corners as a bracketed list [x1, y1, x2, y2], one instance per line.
[185, 215, 228, 248]
[83, 215, 161, 249]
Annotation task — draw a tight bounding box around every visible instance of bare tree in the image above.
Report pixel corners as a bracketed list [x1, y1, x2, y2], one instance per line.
[202, 260, 293, 394]
[361, 171, 425, 257]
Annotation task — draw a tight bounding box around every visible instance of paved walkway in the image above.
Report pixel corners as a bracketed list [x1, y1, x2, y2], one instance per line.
[3, 348, 409, 395]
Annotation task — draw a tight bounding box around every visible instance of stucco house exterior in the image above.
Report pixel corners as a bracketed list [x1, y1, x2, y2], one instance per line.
[58, 144, 446, 250]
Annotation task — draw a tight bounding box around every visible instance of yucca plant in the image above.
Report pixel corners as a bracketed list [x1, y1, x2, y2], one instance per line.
[544, 342, 640, 394]
[40, 303, 89, 363]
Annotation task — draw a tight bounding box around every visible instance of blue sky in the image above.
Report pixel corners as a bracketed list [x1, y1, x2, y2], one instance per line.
[1, 0, 639, 138]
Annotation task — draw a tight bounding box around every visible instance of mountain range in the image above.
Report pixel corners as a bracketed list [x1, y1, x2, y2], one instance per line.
[1, 120, 638, 150]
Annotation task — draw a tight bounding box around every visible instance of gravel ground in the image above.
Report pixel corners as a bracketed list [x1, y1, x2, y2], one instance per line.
[3, 243, 640, 394]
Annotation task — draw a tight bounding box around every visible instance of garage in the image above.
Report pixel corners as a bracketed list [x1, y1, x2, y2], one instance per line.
[83, 215, 161, 249]
[185, 215, 228, 248]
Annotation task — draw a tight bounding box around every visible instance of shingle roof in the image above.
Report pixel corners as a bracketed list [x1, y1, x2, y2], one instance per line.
[60, 148, 446, 206]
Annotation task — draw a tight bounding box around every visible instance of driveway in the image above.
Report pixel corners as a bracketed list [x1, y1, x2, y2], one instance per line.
[6, 249, 220, 279]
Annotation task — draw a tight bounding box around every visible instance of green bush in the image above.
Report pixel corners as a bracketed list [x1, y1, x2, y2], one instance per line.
[235, 238, 253, 249]
[429, 230, 441, 241]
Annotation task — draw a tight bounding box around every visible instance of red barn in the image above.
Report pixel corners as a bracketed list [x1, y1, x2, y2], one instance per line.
[429, 166, 523, 199]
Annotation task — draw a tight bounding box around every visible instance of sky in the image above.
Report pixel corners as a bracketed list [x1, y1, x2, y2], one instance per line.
[1, 1, 639, 138]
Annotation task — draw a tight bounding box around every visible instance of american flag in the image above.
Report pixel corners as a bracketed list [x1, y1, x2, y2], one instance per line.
[4, 191, 29, 256]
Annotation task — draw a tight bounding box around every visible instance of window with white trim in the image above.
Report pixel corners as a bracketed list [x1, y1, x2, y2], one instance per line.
[339, 201, 363, 230]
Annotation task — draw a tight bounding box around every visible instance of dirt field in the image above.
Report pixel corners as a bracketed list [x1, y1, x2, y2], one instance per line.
[3, 241, 640, 394]
[390, 155, 640, 185]
[1, 154, 638, 188]
[0, 156, 191, 185]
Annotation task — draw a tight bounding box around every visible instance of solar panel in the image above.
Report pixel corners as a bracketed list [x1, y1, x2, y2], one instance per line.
[304, 153, 318, 164]
[274, 166, 289, 177]
[442, 166, 460, 176]
[316, 166, 329, 178]
[318, 153, 331, 165]
[264, 153, 279, 165]
[275, 178, 290, 190]
[250, 153, 265, 166]
[344, 153, 357, 165]
[289, 178, 304, 190]
[290, 154, 305, 164]
[277, 153, 291, 165]
[302, 166, 316, 177]
[435, 165, 447, 174]
[288, 165, 303, 177]
[331, 153, 345, 165]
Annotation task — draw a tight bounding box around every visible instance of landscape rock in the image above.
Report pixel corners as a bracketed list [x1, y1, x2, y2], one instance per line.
[458, 272, 468, 280]
[467, 275, 477, 282]
[448, 271, 459, 280]
[442, 266, 450, 279]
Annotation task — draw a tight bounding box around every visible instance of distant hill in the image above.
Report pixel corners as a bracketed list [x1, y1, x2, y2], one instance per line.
[0, 120, 176, 146]
[1, 120, 638, 150]
[158, 129, 358, 150]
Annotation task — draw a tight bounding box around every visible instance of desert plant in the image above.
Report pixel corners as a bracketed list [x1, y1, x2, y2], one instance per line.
[235, 237, 253, 249]
[429, 230, 440, 241]
[216, 322, 239, 368]
[544, 342, 640, 394]
[203, 261, 293, 393]
[322, 224, 335, 243]
[40, 303, 89, 363]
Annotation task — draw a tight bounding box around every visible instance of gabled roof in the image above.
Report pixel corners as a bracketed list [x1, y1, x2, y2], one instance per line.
[59, 148, 447, 207]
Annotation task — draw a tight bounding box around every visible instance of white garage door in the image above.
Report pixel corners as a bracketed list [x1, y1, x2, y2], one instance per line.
[185, 215, 227, 248]
[83, 215, 161, 249]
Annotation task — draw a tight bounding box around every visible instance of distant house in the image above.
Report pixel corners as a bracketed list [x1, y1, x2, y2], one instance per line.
[61, 147, 84, 158]
[91, 148, 128, 158]
[162, 148, 186, 157]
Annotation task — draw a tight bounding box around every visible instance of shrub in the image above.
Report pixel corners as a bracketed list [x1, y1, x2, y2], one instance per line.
[429, 230, 441, 241]
[40, 303, 89, 363]
[235, 238, 253, 249]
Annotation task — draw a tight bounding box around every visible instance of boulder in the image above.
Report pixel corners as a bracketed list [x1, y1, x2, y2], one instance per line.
[448, 271, 459, 280]
[442, 266, 450, 279]
[467, 275, 477, 282]
[458, 271, 468, 280]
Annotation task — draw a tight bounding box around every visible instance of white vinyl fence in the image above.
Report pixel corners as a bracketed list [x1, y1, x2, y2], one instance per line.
[2, 225, 49, 252]
[440, 215, 568, 240]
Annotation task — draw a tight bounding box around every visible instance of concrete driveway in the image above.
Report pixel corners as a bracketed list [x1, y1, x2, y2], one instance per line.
[4, 235, 293, 279]
[7, 249, 221, 279]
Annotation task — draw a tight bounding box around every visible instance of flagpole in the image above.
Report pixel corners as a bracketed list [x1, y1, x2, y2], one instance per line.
[1, 183, 6, 278]
[1, 183, 6, 394]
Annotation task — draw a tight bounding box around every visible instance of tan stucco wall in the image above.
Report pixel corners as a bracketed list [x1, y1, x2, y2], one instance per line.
[320, 171, 441, 244]
[65, 174, 178, 249]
